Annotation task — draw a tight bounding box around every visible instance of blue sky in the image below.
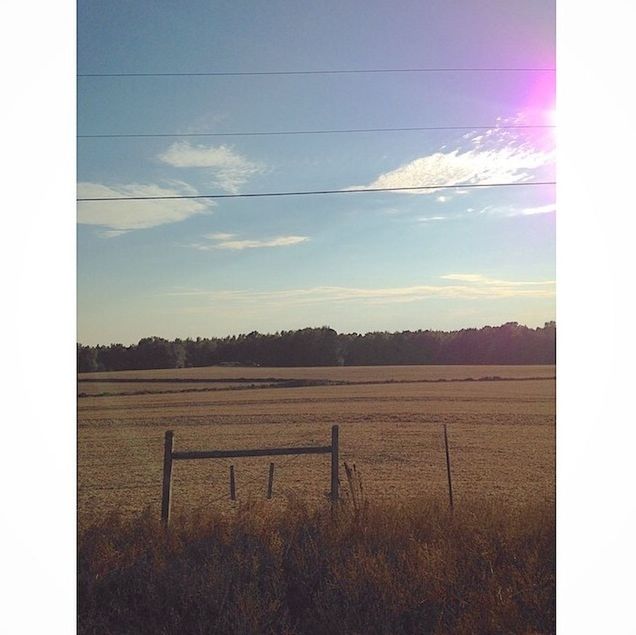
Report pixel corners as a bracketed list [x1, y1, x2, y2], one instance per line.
[77, 0, 555, 345]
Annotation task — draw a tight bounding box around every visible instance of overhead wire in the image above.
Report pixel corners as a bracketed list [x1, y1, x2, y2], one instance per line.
[77, 124, 554, 140]
[78, 66, 555, 78]
[77, 181, 556, 202]
[77, 67, 555, 205]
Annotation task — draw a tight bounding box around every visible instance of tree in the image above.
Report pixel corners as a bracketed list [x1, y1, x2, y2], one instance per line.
[76, 322, 557, 370]
[77, 344, 99, 372]
[135, 337, 179, 369]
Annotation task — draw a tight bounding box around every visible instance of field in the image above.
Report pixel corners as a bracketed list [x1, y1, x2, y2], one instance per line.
[78, 365, 555, 527]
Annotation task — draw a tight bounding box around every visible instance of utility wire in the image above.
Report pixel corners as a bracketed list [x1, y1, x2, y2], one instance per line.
[77, 181, 555, 202]
[77, 124, 554, 140]
[78, 67, 555, 78]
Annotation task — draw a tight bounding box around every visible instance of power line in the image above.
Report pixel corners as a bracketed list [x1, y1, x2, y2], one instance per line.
[77, 181, 556, 202]
[78, 66, 556, 78]
[77, 124, 554, 140]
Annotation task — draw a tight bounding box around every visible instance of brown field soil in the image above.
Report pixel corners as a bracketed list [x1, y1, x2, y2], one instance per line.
[78, 365, 555, 527]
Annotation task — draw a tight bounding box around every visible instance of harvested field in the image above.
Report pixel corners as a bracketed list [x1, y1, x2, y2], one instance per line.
[78, 365, 555, 527]
[79, 364, 555, 383]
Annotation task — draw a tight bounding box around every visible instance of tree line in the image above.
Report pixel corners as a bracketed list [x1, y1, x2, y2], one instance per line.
[77, 322, 555, 372]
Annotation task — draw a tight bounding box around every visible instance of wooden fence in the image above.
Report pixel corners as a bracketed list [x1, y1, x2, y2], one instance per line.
[161, 424, 339, 526]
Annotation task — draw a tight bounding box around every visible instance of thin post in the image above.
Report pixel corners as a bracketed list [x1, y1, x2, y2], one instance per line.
[330, 424, 339, 502]
[229, 465, 236, 500]
[267, 462, 275, 499]
[161, 430, 174, 526]
[443, 424, 454, 510]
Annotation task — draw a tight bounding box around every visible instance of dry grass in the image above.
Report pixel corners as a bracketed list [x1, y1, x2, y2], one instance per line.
[78, 495, 555, 635]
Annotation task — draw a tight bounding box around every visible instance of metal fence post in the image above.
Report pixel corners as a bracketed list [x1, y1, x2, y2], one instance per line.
[161, 430, 174, 526]
[267, 462, 275, 499]
[229, 465, 236, 500]
[443, 424, 454, 510]
[331, 424, 339, 502]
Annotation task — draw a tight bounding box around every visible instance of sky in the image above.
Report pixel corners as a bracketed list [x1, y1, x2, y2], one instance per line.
[77, 0, 555, 345]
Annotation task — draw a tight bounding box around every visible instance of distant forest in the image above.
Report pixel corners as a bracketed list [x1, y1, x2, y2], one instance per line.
[77, 322, 556, 372]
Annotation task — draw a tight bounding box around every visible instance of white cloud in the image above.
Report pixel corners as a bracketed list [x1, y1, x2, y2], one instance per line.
[158, 142, 263, 193]
[418, 216, 446, 222]
[518, 203, 557, 216]
[204, 232, 236, 240]
[216, 236, 309, 250]
[77, 182, 212, 232]
[473, 202, 556, 217]
[164, 274, 555, 307]
[441, 273, 556, 286]
[192, 234, 309, 251]
[349, 128, 554, 194]
[98, 229, 129, 239]
[440, 274, 486, 283]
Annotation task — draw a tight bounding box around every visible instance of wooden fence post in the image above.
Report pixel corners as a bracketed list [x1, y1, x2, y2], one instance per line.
[331, 424, 339, 502]
[229, 465, 236, 500]
[443, 424, 454, 510]
[161, 430, 174, 526]
[160, 427, 340, 514]
[267, 462, 275, 499]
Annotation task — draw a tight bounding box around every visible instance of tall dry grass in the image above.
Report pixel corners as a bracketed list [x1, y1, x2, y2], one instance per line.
[78, 463, 555, 635]
[78, 477, 554, 635]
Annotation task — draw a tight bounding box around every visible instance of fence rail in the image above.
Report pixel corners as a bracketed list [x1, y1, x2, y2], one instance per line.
[161, 425, 339, 526]
[171, 446, 332, 460]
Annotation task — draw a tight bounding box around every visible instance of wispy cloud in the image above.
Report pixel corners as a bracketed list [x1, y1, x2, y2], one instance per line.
[164, 274, 555, 307]
[517, 203, 556, 216]
[440, 273, 555, 286]
[157, 142, 264, 193]
[191, 233, 309, 251]
[348, 127, 554, 194]
[77, 181, 212, 233]
[205, 232, 236, 240]
[417, 216, 447, 223]
[440, 274, 486, 283]
[472, 202, 556, 217]
[98, 229, 130, 239]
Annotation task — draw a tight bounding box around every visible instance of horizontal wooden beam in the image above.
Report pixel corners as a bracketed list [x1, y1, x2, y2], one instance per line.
[172, 445, 332, 460]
